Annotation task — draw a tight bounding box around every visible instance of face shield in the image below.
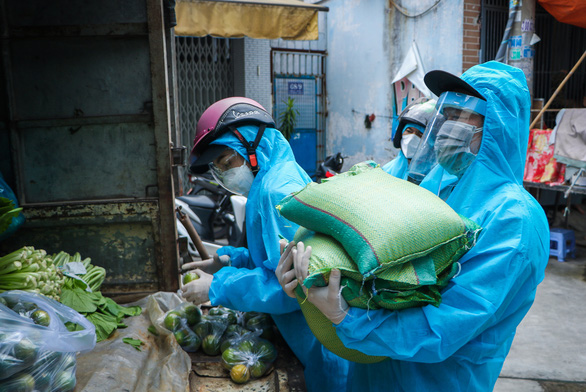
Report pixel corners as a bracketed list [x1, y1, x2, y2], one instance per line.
[209, 149, 254, 197]
[407, 91, 486, 182]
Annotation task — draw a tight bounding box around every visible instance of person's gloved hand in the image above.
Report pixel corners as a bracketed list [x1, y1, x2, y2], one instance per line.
[180, 269, 213, 304]
[181, 253, 230, 274]
[294, 242, 349, 325]
[275, 239, 297, 298]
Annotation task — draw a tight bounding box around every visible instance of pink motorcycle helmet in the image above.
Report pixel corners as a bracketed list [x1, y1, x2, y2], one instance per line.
[189, 97, 275, 174]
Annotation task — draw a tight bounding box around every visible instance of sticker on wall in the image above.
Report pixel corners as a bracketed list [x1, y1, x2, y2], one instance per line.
[521, 19, 534, 32]
[510, 49, 522, 60]
[288, 81, 304, 95]
[510, 35, 523, 48]
[523, 45, 535, 59]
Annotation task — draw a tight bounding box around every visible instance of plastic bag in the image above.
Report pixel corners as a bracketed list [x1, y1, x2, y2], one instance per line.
[161, 302, 204, 352]
[0, 172, 25, 241]
[221, 334, 278, 383]
[0, 290, 96, 391]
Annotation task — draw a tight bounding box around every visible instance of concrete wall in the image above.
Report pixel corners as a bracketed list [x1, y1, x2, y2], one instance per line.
[324, 0, 464, 169]
[232, 38, 273, 116]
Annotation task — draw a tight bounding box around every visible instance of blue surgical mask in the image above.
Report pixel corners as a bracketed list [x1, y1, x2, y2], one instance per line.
[435, 120, 482, 177]
[222, 163, 254, 196]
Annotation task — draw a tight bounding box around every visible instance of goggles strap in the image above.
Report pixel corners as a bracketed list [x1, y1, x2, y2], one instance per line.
[230, 124, 266, 174]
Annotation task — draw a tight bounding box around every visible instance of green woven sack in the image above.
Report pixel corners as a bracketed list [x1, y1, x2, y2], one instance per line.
[294, 222, 480, 310]
[278, 164, 470, 276]
[295, 285, 388, 364]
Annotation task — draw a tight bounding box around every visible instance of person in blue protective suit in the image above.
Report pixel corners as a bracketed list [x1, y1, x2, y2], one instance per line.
[181, 97, 349, 392]
[382, 97, 435, 179]
[278, 61, 550, 391]
[382, 97, 458, 199]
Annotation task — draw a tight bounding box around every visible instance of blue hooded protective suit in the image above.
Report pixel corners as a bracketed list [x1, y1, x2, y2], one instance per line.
[382, 151, 409, 179]
[335, 61, 550, 391]
[382, 135, 458, 200]
[206, 125, 350, 391]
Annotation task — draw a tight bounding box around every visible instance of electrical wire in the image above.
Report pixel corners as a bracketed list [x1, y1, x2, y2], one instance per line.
[389, 0, 441, 18]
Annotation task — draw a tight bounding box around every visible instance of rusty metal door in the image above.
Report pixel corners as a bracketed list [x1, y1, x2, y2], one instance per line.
[0, 0, 179, 297]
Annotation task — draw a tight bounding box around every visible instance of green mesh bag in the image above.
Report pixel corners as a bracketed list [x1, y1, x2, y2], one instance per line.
[277, 164, 471, 277]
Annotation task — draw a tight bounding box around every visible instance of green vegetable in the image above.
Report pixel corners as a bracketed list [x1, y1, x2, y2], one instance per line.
[250, 361, 269, 378]
[0, 372, 35, 392]
[59, 284, 141, 342]
[123, 337, 144, 351]
[221, 347, 241, 370]
[52, 251, 106, 292]
[0, 296, 6, 306]
[0, 353, 21, 376]
[202, 334, 221, 356]
[31, 309, 51, 327]
[255, 339, 277, 363]
[0, 247, 64, 301]
[51, 369, 76, 392]
[193, 319, 212, 339]
[0, 197, 23, 237]
[184, 304, 202, 326]
[246, 313, 275, 340]
[163, 311, 183, 332]
[173, 329, 201, 352]
[208, 306, 237, 324]
[13, 338, 37, 363]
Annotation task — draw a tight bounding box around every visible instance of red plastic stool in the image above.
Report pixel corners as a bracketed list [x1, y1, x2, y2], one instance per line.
[549, 228, 576, 262]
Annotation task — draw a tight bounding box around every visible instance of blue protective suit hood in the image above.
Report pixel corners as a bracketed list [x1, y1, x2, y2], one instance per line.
[336, 62, 550, 392]
[207, 125, 350, 391]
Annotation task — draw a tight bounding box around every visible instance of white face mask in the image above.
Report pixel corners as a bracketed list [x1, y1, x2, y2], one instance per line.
[400, 133, 421, 159]
[222, 163, 254, 197]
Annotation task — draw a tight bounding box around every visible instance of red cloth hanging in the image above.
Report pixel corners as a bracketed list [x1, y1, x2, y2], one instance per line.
[524, 129, 566, 185]
[538, 0, 586, 29]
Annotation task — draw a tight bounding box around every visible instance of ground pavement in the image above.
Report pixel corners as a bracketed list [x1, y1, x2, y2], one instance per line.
[494, 246, 586, 392]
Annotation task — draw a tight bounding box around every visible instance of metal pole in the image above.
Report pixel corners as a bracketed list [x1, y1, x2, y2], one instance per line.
[508, 0, 536, 99]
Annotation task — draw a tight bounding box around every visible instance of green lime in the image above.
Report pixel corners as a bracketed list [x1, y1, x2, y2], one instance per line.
[183, 271, 200, 284]
[164, 311, 183, 331]
[31, 309, 51, 327]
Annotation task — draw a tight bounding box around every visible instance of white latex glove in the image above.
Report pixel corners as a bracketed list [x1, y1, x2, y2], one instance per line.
[275, 239, 298, 298]
[180, 269, 213, 304]
[181, 254, 230, 274]
[294, 242, 349, 325]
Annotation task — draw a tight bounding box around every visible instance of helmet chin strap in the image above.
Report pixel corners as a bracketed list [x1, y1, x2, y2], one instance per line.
[229, 124, 267, 175]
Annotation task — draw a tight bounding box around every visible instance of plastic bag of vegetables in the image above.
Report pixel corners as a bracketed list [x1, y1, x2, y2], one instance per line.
[162, 302, 204, 353]
[0, 290, 96, 392]
[221, 335, 278, 384]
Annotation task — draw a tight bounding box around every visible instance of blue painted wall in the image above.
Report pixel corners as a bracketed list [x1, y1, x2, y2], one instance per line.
[324, 0, 464, 169]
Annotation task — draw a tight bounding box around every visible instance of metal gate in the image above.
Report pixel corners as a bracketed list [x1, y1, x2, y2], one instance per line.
[175, 36, 234, 190]
[481, 0, 586, 127]
[272, 49, 326, 178]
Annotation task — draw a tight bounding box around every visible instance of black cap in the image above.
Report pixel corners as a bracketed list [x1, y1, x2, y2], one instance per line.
[424, 70, 486, 101]
[189, 144, 228, 174]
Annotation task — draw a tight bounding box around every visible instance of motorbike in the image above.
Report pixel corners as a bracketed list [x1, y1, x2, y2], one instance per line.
[175, 172, 247, 261]
[315, 152, 345, 183]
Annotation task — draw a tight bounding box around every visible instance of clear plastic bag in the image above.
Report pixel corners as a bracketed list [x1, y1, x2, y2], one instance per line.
[161, 301, 204, 353]
[0, 290, 96, 391]
[220, 334, 278, 384]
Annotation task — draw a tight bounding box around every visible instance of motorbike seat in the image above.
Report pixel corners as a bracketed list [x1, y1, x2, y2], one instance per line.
[177, 195, 216, 209]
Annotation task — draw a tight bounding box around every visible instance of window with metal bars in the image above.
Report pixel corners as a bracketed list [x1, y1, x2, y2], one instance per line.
[175, 36, 234, 155]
